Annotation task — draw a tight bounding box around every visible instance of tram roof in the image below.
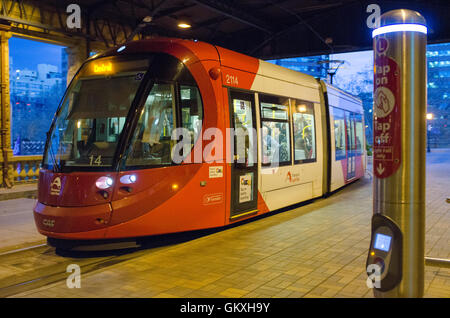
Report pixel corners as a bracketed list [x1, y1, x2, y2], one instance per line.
[32, 0, 449, 60]
[95, 37, 320, 88]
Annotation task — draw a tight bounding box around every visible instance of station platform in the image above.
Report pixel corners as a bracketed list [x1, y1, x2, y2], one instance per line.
[0, 196, 44, 254]
[0, 182, 41, 253]
[0, 183, 37, 202]
[3, 149, 450, 298]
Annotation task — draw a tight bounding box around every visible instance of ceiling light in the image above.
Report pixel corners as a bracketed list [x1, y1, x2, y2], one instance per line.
[178, 22, 191, 29]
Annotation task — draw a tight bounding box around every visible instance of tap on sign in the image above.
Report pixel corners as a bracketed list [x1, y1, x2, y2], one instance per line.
[375, 64, 391, 85]
[373, 37, 401, 178]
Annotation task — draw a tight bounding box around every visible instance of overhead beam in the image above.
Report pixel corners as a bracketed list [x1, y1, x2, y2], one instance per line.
[0, 0, 137, 49]
[88, 0, 189, 21]
[190, 0, 274, 34]
[88, 0, 117, 12]
[190, 16, 228, 30]
[152, 4, 197, 21]
[248, 19, 308, 56]
[266, 0, 334, 52]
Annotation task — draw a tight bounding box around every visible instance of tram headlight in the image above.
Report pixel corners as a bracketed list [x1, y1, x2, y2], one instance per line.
[120, 174, 137, 184]
[96, 176, 114, 189]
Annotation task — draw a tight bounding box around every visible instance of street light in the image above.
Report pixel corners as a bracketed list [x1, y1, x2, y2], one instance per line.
[317, 59, 345, 84]
[427, 113, 433, 152]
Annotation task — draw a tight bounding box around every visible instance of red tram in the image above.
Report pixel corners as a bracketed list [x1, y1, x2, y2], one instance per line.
[34, 38, 366, 248]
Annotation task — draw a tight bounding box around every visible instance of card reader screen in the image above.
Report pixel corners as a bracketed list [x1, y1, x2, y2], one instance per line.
[374, 233, 392, 252]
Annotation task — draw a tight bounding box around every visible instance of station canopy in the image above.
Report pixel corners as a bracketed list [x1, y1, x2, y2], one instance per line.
[14, 0, 450, 59]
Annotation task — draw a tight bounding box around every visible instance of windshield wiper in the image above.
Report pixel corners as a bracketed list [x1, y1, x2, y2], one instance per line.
[49, 146, 61, 173]
[46, 131, 60, 173]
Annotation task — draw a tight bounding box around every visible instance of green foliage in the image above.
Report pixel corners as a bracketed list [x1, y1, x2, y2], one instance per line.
[366, 142, 372, 156]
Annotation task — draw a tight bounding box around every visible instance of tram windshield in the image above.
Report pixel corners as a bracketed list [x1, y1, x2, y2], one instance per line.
[43, 56, 149, 170]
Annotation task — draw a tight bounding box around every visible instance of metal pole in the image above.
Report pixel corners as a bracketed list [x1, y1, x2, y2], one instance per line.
[425, 257, 450, 269]
[368, 9, 427, 297]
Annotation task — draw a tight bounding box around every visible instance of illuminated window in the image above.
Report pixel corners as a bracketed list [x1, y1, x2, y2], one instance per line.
[345, 111, 355, 154]
[259, 94, 291, 166]
[126, 83, 176, 167]
[291, 99, 316, 163]
[43, 57, 147, 170]
[332, 107, 346, 160]
[180, 85, 203, 149]
[355, 113, 364, 153]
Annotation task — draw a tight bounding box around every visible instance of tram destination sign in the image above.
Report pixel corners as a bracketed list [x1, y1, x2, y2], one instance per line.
[373, 37, 401, 179]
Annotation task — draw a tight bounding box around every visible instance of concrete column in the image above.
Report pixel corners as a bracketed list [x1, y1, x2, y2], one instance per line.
[64, 41, 86, 86]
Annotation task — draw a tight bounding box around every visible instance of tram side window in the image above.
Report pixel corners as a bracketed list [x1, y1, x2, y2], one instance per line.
[291, 99, 316, 163]
[345, 111, 356, 152]
[355, 113, 364, 154]
[125, 83, 176, 167]
[332, 107, 346, 160]
[180, 85, 203, 149]
[259, 94, 291, 166]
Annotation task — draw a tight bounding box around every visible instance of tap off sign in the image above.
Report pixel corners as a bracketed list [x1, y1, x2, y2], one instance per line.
[373, 37, 401, 178]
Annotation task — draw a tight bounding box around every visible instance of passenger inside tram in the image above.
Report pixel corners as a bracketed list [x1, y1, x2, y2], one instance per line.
[293, 113, 314, 160]
[262, 124, 280, 164]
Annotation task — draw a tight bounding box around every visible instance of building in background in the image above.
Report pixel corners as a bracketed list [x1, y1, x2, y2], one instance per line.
[61, 48, 68, 85]
[9, 37, 67, 156]
[267, 55, 329, 79]
[426, 42, 450, 148]
[11, 64, 63, 103]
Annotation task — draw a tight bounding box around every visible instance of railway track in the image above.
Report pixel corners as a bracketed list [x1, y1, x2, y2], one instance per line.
[0, 244, 146, 297]
[0, 229, 218, 298]
[0, 243, 48, 257]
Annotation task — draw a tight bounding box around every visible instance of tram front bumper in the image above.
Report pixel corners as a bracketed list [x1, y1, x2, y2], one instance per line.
[33, 201, 112, 239]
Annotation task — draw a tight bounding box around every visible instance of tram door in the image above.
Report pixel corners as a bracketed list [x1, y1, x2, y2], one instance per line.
[229, 90, 258, 219]
[346, 112, 356, 180]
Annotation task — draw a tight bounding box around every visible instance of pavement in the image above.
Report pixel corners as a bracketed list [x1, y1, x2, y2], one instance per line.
[0, 183, 37, 201]
[0, 197, 45, 254]
[2, 149, 450, 298]
[0, 182, 40, 253]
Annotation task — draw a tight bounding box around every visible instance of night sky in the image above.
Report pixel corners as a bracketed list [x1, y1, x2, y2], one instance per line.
[9, 36, 65, 71]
